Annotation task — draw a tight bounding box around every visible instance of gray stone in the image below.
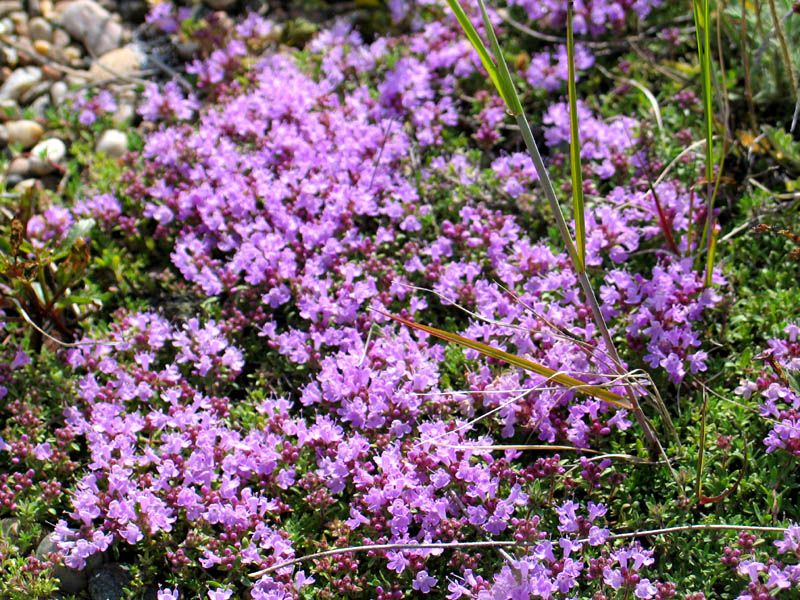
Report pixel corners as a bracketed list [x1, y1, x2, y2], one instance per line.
[4, 119, 44, 148]
[88, 564, 131, 600]
[95, 129, 126, 158]
[58, 0, 122, 56]
[0, 66, 42, 101]
[29, 137, 65, 175]
[36, 532, 88, 594]
[28, 16, 52, 41]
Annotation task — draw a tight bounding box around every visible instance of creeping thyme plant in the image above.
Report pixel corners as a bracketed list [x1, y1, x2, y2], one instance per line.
[1, 0, 800, 598]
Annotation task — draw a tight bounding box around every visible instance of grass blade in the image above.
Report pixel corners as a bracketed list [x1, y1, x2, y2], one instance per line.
[444, 0, 505, 108]
[566, 0, 586, 271]
[379, 311, 632, 409]
[474, 0, 524, 116]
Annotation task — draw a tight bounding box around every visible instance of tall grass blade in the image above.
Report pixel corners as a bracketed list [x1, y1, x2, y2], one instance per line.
[443, 0, 504, 102]
[439, 0, 667, 457]
[692, 0, 717, 286]
[566, 0, 586, 271]
[379, 311, 632, 409]
[474, 0, 523, 116]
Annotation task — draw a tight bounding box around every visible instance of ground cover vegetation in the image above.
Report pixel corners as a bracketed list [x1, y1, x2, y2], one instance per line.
[1, 0, 800, 598]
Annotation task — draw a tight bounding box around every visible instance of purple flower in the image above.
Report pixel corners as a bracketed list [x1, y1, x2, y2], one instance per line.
[412, 570, 438, 594]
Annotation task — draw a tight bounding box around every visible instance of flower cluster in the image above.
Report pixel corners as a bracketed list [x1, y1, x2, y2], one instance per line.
[0, 0, 733, 596]
[736, 323, 800, 456]
[721, 528, 800, 598]
[508, 0, 663, 35]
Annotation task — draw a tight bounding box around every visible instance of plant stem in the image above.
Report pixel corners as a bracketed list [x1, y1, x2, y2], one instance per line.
[767, 0, 798, 105]
[249, 523, 789, 578]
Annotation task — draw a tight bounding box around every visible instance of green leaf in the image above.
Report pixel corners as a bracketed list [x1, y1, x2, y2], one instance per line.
[380, 311, 632, 409]
[53, 219, 95, 259]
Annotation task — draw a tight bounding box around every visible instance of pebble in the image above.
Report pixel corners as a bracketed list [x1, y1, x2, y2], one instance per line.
[88, 564, 131, 600]
[59, 0, 123, 56]
[0, 518, 18, 541]
[7, 156, 30, 176]
[29, 93, 49, 118]
[33, 39, 50, 55]
[36, 532, 88, 593]
[112, 102, 134, 127]
[50, 80, 67, 105]
[52, 27, 70, 48]
[0, 1, 22, 18]
[0, 99, 21, 121]
[18, 80, 50, 104]
[95, 129, 127, 158]
[9, 10, 27, 37]
[88, 45, 143, 81]
[0, 17, 11, 35]
[4, 119, 44, 148]
[28, 16, 51, 41]
[29, 137, 65, 175]
[0, 66, 42, 101]
[0, 45, 17, 67]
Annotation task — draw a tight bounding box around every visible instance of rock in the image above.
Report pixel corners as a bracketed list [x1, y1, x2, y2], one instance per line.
[33, 39, 51, 55]
[52, 27, 70, 48]
[0, 99, 21, 120]
[18, 80, 50, 104]
[29, 0, 54, 18]
[88, 564, 131, 600]
[58, 0, 123, 56]
[28, 15, 51, 40]
[88, 45, 143, 81]
[95, 129, 126, 158]
[10, 10, 27, 37]
[29, 137, 65, 175]
[63, 45, 83, 65]
[36, 532, 88, 594]
[0, 518, 19, 541]
[0, 45, 18, 67]
[0, 17, 12, 35]
[0, 124, 6, 145]
[29, 94, 50, 118]
[0, 1, 22, 18]
[50, 80, 67, 105]
[6, 156, 30, 176]
[206, 0, 237, 8]
[0, 66, 42, 101]
[5, 119, 44, 148]
[111, 102, 133, 126]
